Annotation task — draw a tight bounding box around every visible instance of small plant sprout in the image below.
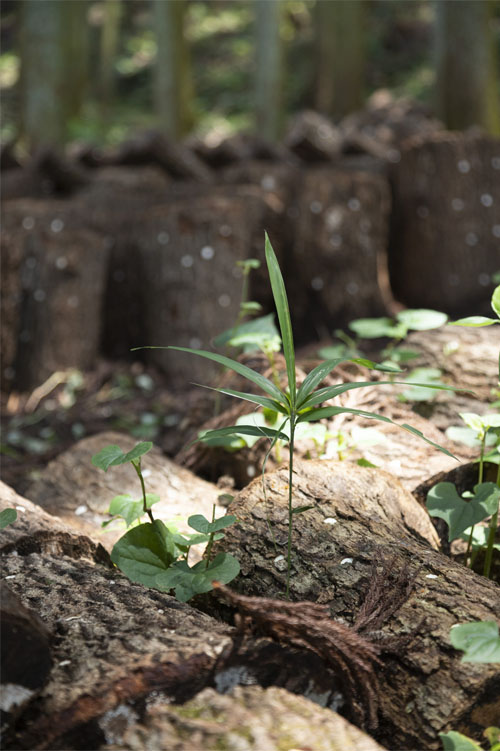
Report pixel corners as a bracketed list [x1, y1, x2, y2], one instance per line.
[136, 234, 465, 598]
[91, 441, 239, 601]
[322, 308, 448, 367]
[427, 413, 500, 577]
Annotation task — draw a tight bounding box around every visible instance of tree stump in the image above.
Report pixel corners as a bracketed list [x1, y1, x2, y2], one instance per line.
[214, 459, 500, 750]
[389, 132, 500, 315]
[135, 192, 266, 386]
[291, 167, 391, 340]
[1, 199, 110, 391]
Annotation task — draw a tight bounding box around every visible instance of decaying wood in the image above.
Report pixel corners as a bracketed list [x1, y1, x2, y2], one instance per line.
[290, 167, 391, 337]
[389, 132, 500, 315]
[104, 685, 389, 751]
[1, 545, 233, 750]
[0, 480, 110, 564]
[24, 432, 223, 548]
[213, 459, 500, 750]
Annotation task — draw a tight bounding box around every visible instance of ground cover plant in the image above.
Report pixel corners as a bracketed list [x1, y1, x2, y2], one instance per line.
[91, 440, 239, 601]
[134, 233, 467, 599]
[426, 286, 500, 579]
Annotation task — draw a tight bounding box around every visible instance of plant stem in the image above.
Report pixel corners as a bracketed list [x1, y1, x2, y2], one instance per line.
[465, 432, 486, 567]
[483, 462, 500, 579]
[285, 416, 296, 599]
[132, 460, 155, 524]
[204, 504, 217, 568]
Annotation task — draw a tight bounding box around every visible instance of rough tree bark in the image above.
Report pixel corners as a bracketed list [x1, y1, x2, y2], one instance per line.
[214, 459, 500, 750]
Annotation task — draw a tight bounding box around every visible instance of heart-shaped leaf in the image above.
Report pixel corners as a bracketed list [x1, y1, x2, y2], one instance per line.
[110, 520, 177, 588]
[450, 621, 500, 663]
[156, 552, 240, 601]
[426, 482, 500, 541]
[107, 493, 160, 527]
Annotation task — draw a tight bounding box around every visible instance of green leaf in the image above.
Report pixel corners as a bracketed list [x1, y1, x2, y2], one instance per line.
[110, 521, 177, 588]
[91, 442, 152, 471]
[194, 383, 288, 415]
[0, 508, 17, 529]
[265, 233, 296, 406]
[348, 317, 400, 339]
[450, 316, 499, 327]
[450, 621, 500, 663]
[291, 505, 315, 515]
[213, 313, 280, 351]
[445, 426, 496, 449]
[492, 285, 500, 319]
[188, 514, 237, 534]
[155, 552, 240, 602]
[197, 424, 290, 447]
[123, 442, 153, 464]
[402, 367, 443, 402]
[92, 445, 126, 471]
[107, 493, 160, 527]
[297, 405, 457, 458]
[357, 458, 378, 468]
[426, 482, 500, 541]
[160, 346, 286, 404]
[439, 730, 483, 751]
[296, 358, 346, 406]
[460, 525, 500, 551]
[396, 309, 448, 331]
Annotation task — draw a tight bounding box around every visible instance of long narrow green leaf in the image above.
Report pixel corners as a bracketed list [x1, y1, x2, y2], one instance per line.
[299, 380, 472, 411]
[296, 358, 346, 406]
[265, 233, 296, 406]
[133, 345, 286, 403]
[192, 383, 289, 415]
[198, 425, 290, 444]
[297, 405, 457, 458]
[296, 358, 402, 408]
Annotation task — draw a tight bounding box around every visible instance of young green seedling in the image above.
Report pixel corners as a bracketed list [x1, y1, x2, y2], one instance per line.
[135, 234, 466, 599]
[92, 441, 239, 601]
[428, 413, 500, 577]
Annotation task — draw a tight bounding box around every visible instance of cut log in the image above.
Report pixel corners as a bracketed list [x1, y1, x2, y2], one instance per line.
[0, 199, 110, 391]
[1, 548, 233, 751]
[291, 167, 391, 339]
[135, 191, 266, 386]
[0, 480, 110, 564]
[213, 459, 500, 750]
[389, 132, 500, 316]
[105, 685, 389, 751]
[24, 432, 223, 549]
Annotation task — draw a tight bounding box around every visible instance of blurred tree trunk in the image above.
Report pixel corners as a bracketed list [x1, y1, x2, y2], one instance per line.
[99, 0, 122, 126]
[63, 1, 89, 121]
[254, 0, 283, 142]
[434, 0, 500, 135]
[314, 0, 365, 120]
[153, 0, 194, 140]
[20, 0, 89, 150]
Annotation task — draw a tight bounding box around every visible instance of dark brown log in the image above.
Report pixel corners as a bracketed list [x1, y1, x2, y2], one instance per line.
[290, 167, 391, 338]
[389, 132, 500, 315]
[213, 459, 500, 750]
